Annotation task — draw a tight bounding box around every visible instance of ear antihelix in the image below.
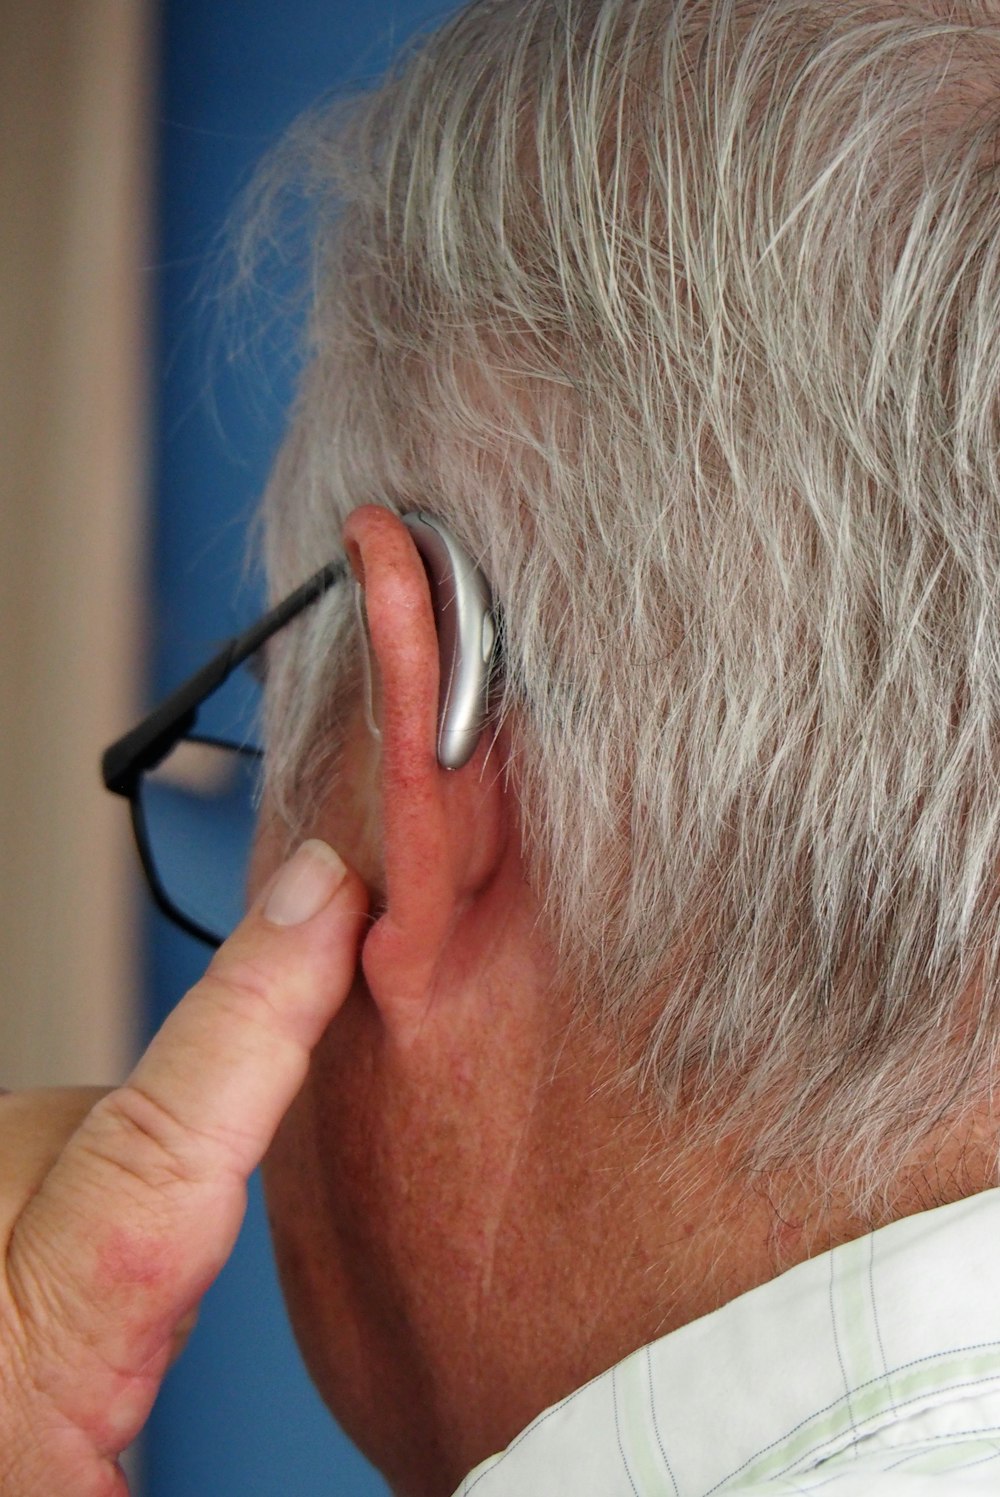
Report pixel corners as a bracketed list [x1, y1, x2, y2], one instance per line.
[353, 577, 383, 746]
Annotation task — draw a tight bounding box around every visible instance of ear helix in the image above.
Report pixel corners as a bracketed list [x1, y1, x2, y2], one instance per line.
[353, 576, 383, 747]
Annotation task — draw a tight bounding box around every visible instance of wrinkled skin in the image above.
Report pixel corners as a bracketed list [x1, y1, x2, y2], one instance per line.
[0, 845, 368, 1495]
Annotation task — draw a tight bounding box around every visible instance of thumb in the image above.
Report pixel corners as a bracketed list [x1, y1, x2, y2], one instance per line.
[7, 839, 367, 1461]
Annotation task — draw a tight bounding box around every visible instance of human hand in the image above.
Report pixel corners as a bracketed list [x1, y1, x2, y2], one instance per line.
[0, 840, 367, 1497]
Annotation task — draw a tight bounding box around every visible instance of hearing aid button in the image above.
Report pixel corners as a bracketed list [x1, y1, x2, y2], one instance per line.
[481, 611, 496, 665]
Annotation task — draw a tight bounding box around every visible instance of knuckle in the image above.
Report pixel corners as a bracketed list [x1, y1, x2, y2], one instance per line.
[86, 1078, 258, 1198]
[202, 950, 289, 1032]
[84, 1084, 206, 1194]
[199, 949, 321, 1054]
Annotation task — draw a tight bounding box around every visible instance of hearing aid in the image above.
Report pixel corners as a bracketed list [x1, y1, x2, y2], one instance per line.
[354, 511, 499, 770]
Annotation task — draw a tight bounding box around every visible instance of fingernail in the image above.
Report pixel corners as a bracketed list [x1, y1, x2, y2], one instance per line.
[264, 840, 347, 927]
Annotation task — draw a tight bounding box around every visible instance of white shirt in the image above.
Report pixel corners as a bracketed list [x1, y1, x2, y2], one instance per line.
[455, 1189, 1000, 1494]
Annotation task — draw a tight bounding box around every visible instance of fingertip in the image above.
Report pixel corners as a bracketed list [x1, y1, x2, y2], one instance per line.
[263, 840, 349, 928]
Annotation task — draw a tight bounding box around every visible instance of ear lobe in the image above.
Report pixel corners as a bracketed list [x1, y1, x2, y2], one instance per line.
[343, 506, 505, 1036]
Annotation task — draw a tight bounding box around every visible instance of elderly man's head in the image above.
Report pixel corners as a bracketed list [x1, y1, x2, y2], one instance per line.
[253, 0, 1000, 1490]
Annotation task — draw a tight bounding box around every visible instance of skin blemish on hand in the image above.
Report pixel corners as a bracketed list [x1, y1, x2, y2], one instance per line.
[94, 1227, 173, 1295]
[30, 1229, 205, 1462]
[92, 1224, 218, 1359]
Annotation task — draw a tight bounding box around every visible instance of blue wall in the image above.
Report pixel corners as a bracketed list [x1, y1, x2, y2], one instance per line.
[149, 4, 458, 1492]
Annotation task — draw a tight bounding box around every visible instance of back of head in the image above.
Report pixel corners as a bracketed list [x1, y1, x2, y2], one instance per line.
[256, 0, 1000, 1215]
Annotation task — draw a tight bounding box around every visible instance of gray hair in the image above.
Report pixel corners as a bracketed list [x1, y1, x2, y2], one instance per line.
[252, 0, 1000, 1215]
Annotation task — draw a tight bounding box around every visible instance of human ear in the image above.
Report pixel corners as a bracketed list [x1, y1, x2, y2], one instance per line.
[343, 505, 506, 1038]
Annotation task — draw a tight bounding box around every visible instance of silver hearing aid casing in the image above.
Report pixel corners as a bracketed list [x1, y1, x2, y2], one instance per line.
[401, 512, 497, 770]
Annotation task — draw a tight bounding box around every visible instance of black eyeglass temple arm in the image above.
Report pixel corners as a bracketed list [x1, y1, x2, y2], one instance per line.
[101, 559, 347, 797]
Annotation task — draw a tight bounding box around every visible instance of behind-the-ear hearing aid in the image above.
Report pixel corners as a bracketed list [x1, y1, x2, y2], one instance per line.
[354, 511, 499, 770]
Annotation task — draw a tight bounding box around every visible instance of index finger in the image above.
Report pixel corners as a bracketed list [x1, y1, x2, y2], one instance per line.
[110, 839, 366, 1184]
[7, 839, 367, 1455]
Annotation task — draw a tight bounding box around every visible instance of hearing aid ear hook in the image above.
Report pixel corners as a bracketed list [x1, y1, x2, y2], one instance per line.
[355, 512, 499, 771]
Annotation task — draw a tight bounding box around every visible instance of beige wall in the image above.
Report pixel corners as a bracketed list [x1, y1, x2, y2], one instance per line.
[0, 2, 152, 1088]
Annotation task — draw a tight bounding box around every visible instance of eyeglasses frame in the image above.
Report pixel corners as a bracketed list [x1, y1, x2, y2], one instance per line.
[102, 559, 348, 948]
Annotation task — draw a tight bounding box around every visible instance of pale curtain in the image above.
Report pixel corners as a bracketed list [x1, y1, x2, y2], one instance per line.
[0, 1, 152, 1088]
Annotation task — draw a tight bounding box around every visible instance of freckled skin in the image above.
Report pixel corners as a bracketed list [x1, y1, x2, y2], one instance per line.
[259, 834, 570, 1490]
[255, 716, 734, 1494]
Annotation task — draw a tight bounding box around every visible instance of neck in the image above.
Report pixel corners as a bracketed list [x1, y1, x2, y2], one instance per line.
[436, 1039, 1000, 1490]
